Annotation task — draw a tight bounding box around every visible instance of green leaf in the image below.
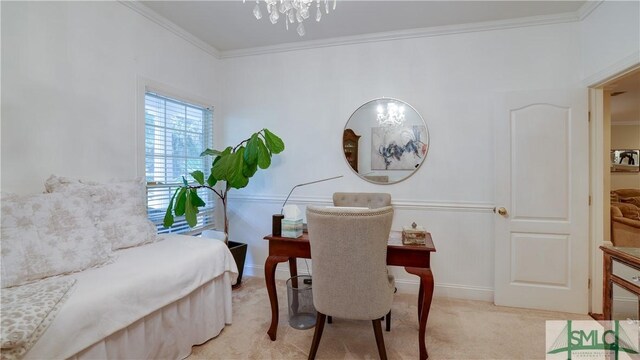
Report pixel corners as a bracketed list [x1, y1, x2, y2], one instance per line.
[263, 129, 285, 154]
[212, 155, 230, 181]
[206, 172, 217, 187]
[182, 176, 189, 187]
[200, 148, 222, 157]
[185, 192, 198, 227]
[256, 138, 271, 169]
[211, 147, 233, 181]
[227, 147, 249, 189]
[190, 189, 206, 207]
[244, 134, 260, 165]
[163, 188, 181, 228]
[175, 188, 187, 216]
[190, 170, 205, 185]
[243, 159, 258, 178]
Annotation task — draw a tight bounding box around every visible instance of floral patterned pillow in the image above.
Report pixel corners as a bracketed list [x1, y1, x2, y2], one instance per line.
[1, 193, 112, 288]
[45, 175, 157, 250]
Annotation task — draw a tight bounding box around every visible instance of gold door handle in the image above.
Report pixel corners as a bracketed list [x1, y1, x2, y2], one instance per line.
[493, 207, 508, 216]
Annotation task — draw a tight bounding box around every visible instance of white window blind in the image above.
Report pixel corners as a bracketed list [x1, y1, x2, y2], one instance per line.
[144, 91, 215, 234]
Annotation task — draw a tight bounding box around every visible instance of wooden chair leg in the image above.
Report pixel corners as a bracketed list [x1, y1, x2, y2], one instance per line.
[385, 311, 391, 332]
[371, 319, 387, 360]
[308, 312, 327, 360]
[327, 315, 332, 324]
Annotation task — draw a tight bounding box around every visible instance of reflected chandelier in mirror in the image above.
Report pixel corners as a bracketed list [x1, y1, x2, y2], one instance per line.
[343, 98, 429, 184]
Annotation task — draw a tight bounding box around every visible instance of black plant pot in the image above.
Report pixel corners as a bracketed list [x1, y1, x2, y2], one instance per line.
[228, 241, 247, 288]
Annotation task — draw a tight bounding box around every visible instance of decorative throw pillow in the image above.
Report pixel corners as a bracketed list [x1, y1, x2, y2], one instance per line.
[1, 193, 112, 288]
[621, 196, 640, 209]
[614, 203, 640, 221]
[45, 175, 157, 250]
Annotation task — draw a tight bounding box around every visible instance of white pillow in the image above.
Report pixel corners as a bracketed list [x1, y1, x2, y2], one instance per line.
[45, 175, 157, 250]
[1, 192, 112, 288]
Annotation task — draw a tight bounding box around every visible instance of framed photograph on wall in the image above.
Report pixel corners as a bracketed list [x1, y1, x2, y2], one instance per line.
[371, 126, 428, 170]
[611, 149, 640, 172]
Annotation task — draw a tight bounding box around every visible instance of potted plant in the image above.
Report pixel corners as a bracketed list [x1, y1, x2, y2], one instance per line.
[163, 128, 285, 286]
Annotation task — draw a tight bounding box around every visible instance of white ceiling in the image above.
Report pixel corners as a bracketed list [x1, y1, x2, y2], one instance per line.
[141, 1, 586, 52]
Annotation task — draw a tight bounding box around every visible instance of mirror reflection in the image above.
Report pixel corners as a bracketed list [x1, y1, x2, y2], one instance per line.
[343, 98, 429, 184]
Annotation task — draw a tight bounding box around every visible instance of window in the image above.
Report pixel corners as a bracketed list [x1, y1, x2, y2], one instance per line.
[144, 91, 215, 234]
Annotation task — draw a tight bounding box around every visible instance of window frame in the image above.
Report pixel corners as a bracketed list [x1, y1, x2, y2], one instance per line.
[137, 78, 218, 235]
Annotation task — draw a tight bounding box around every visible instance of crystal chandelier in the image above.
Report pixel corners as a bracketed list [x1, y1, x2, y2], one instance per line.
[245, 0, 337, 37]
[377, 103, 406, 127]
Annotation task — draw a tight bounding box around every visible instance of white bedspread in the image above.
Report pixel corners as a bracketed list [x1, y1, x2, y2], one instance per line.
[24, 235, 238, 360]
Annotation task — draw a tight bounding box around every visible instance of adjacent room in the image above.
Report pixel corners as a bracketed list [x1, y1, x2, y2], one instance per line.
[1, 1, 639, 359]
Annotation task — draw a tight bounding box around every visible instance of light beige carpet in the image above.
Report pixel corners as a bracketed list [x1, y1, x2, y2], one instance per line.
[189, 277, 589, 359]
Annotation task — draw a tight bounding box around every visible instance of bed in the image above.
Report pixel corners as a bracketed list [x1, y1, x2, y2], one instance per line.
[22, 234, 238, 360]
[1, 177, 238, 359]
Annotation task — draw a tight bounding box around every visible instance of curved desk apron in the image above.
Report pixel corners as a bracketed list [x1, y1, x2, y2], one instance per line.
[263, 232, 436, 360]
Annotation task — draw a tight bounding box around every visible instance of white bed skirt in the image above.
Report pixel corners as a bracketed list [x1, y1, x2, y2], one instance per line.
[69, 272, 233, 360]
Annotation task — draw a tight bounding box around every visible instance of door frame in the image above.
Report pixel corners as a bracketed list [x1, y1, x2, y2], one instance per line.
[587, 63, 640, 316]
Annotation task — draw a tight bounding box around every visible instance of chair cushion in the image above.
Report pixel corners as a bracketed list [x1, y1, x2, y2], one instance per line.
[1, 192, 112, 288]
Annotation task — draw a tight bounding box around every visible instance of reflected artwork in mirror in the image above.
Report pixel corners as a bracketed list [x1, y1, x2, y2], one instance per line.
[343, 98, 429, 184]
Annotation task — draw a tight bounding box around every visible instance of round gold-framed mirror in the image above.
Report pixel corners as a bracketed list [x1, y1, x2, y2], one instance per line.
[342, 98, 429, 184]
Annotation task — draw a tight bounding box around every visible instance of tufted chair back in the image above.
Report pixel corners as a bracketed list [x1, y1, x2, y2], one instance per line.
[306, 205, 395, 359]
[332, 192, 391, 209]
[306, 205, 394, 320]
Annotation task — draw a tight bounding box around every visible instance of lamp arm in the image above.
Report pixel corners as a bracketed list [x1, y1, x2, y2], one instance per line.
[280, 175, 343, 213]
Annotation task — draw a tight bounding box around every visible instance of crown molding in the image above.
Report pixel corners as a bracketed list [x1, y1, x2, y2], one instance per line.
[118, 1, 222, 59]
[577, 0, 604, 21]
[228, 193, 495, 213]
[582, 51, 640, 87]
[119, 0, 588, 61]
[220, 11, 580, 59]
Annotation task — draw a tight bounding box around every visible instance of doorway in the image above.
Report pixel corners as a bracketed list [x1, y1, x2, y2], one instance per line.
[589, 66, 640, 317]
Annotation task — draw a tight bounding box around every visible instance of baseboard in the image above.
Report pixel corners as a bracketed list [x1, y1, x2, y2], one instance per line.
[244, 264, 494, 302]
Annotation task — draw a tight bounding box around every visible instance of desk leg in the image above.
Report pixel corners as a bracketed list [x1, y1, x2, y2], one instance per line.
[265, 255, 289, 341]
[406, 267, 434, 360]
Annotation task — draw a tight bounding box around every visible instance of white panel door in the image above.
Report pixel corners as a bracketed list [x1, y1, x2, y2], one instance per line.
[494, 89, 589, 313]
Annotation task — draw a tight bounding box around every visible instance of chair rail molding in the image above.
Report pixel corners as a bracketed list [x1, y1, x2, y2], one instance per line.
[228, 194, 495, 213]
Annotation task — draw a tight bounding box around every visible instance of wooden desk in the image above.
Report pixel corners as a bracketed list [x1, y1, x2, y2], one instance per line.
[600, 245, 640, 320]
[264, 232, 436, 360]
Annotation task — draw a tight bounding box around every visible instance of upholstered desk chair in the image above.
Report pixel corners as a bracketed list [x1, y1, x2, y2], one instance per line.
[332, 192, 392, 209]
[306, 206, 395, 360]
[332, 192, 394, 331]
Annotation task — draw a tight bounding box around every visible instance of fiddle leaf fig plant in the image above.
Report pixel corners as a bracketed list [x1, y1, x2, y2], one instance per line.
[163, 128, 284, 244]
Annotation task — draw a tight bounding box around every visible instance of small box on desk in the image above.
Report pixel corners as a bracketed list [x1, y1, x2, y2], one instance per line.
[402, 225, 427, 245]
[282, 218, 303, 238]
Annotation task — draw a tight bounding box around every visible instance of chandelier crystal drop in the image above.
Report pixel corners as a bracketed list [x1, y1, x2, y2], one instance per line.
[244, 0, 336, 36]
[377, 103, 406, 127]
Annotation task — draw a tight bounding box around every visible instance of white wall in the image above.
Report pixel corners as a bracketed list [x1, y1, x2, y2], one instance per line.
[580, 1, 640, 84]
[220, 22, 582, 299]
[1, 2, 221, 194]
